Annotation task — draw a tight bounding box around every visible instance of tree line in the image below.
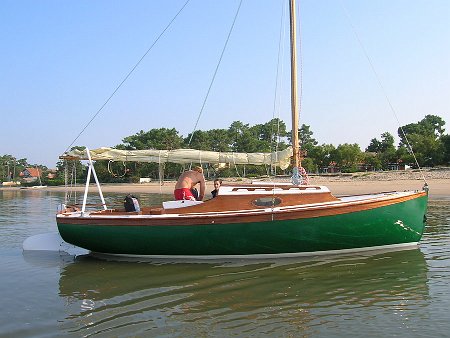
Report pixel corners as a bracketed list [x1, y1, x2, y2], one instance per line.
[1, 114, 448, 185]
[0, 156, 32, 183]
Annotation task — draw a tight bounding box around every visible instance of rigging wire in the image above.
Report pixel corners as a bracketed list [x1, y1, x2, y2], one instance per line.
[297, 0, 303, 142]
[339, 1, 426, 183]
[64, 161, 78, 205]
[188, 0, 243, 146]
[64, 161, 68, 205]
[63, 0, 191, 154]
[269, 0, 288, 179]
[269, 0, 289, 215]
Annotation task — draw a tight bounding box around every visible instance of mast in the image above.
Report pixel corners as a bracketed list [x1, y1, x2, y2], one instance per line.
[289, 0, 300, 168]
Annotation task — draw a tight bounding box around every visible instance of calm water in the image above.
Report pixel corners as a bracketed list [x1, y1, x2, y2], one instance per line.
[0, 189, 449, 337]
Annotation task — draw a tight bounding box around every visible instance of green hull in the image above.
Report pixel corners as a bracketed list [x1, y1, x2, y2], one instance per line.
[57, 195, 428, 257]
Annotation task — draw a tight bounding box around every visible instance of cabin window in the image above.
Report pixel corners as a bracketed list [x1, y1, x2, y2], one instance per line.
[252, 197, 282, 207]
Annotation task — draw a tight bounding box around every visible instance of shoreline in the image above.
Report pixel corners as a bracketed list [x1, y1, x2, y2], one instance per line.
[0, 168, 450, 199]
[2, 172, 448, 199]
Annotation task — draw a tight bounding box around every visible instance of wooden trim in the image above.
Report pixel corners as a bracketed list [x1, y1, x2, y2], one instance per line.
[57, 191, 427, 227]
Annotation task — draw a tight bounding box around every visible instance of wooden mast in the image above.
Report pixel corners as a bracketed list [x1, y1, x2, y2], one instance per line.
[289, 0, 300, 168]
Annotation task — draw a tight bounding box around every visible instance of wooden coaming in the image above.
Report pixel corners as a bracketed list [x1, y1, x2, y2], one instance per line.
[164, 190, 338, 214]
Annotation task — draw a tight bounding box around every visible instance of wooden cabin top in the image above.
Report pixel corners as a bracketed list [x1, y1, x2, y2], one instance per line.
[161, 184, 338, 214]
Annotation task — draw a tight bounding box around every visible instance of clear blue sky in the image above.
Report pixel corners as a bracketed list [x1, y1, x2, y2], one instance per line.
[1, 0, 449, 167]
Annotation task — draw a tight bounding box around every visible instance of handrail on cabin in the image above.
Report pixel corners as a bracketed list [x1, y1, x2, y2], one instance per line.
[230, 185, 322, 192]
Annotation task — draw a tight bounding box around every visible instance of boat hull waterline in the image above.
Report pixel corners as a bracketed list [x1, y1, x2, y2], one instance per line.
[56, 191, 427, 258]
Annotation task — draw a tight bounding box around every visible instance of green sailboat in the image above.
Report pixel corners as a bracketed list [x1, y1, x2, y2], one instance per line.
[56, 0, 428, 259]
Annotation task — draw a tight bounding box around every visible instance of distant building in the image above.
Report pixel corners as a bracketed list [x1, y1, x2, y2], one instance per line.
[387, 163, 412, 171]
[321, 161, 340, 173]
[20, 168, 42, 182]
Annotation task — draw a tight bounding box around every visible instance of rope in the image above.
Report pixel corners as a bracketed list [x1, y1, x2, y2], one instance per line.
[107, 160, 127, 178]
[64, 161, 68, 205]
[188, 0, 243, 146]
[232, 153, 242, 178]
[63, 0, 191, 153]
[73, 162, 77, 203]
[66, 161, 77, 204]
[339, 1, 426, 184]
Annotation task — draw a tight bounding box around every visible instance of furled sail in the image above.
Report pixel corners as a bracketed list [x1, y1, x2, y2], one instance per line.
[61, 146, 293, 170]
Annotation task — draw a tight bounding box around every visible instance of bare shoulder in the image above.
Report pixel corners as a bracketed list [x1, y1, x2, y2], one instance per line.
[190, 171, 201, 181]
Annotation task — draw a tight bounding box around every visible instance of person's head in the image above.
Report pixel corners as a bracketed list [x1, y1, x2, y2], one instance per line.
[193, 166, 203, 174]
[214, 178, 222, 190]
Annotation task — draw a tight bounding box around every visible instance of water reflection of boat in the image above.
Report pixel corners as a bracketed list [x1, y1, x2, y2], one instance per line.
[58, 248, 429, 333]
[22, 250, 79, 269]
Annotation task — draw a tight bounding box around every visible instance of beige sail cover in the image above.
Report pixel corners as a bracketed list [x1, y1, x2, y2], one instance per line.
[61, 146, 293, 169]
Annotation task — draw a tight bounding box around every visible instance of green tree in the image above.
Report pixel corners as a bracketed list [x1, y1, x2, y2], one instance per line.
[334, 143, 363, 172]
[401, 133, 443, 167]
[206, 129, 233, 152]
[0, 155, 24, 181]
[380, 132, 395, 151]
[362, 152, 382, 171]
[298, 124, 318, 154]
[308, 144, 336, 172]
[300, 157, 317, 173]
[366, 138, 382, 153]
[366, 132, 396, 169]
[250, 118, 289, 151]
[399, 115, 445, 145]
[228, 121, 261, 152]
[185, 130, 212, 150]
[398, 115, 446, 166]
[287, 124, 318, 156]
[366, 132, 395, 152]
[122, 128, 183, 150]
[441, 134, 450, 165]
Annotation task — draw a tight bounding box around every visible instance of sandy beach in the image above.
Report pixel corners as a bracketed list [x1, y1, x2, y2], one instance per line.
[8, 168, 447, 199]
